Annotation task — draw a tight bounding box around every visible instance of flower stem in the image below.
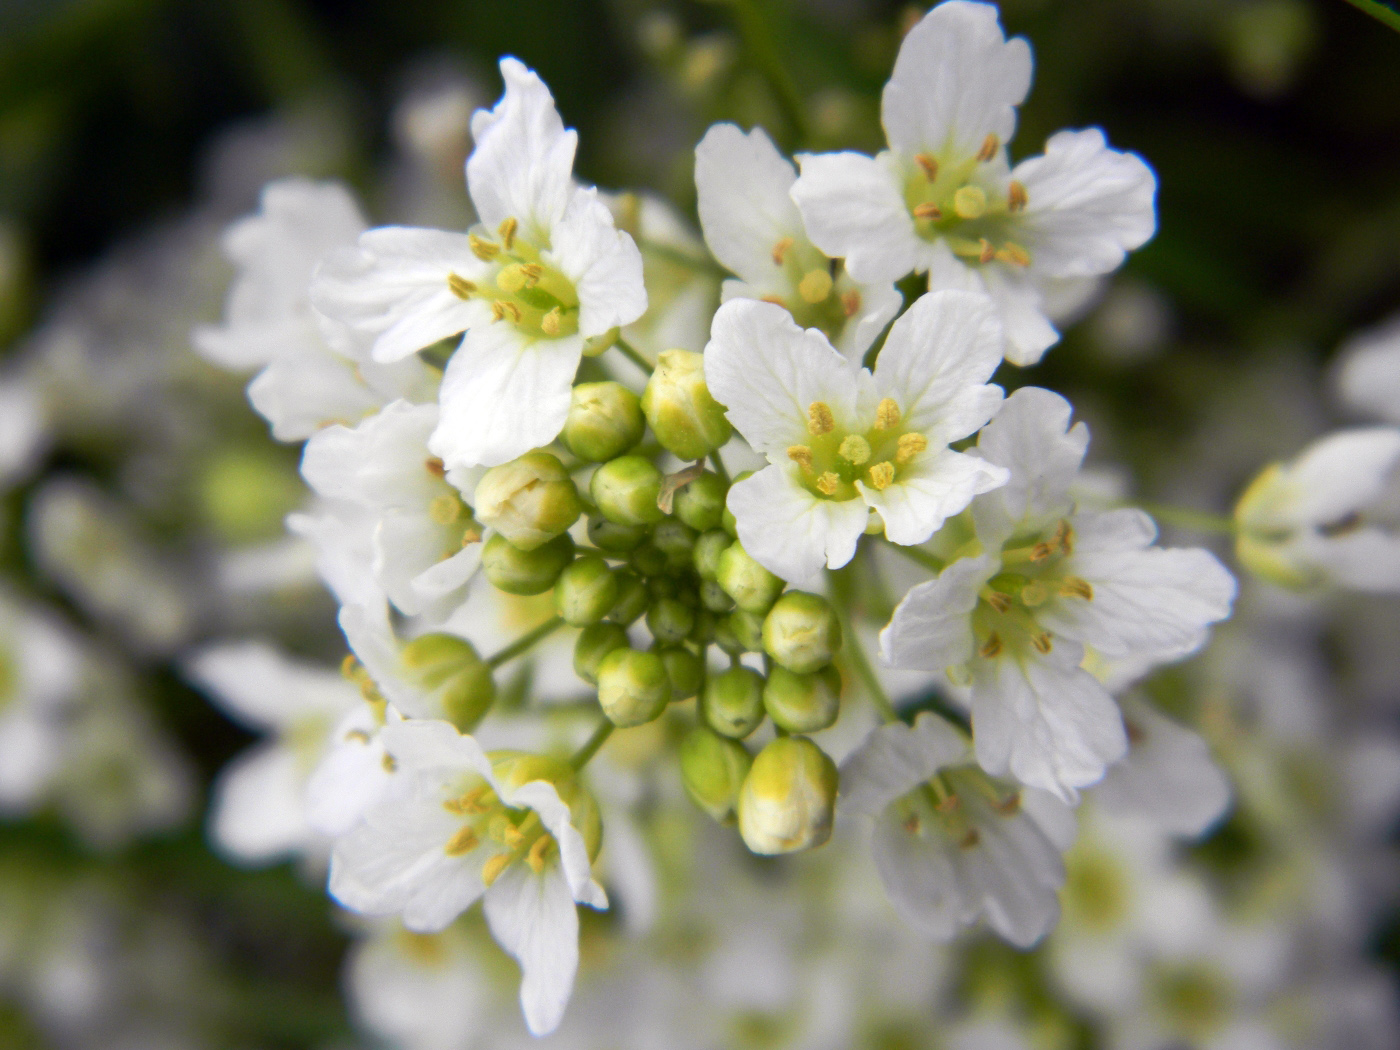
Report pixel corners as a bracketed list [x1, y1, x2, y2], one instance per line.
[485, 617, 565, 669]
[709, 449, 731, 485]
[1136, 502, 1236, 535]
[569, 719, 615, 770]
[840, 618, 900, 724]
[721, 0, 811, 145]
[885, 542, 946, 575]
[613, 337, 653, 376]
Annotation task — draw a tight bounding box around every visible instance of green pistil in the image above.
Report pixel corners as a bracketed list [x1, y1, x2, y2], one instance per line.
[902, 147, 1031, 268]
[971, 520, 1091, 659]
[786, 398, 927, 501]
[764, 238, 860, 340]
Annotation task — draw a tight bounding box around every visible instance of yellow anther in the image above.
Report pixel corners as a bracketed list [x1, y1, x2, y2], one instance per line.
[978, 238, 996, 264]
[444, 826, 480, 856]
[976, 133, 1000, 162]
[866, 461, 895, 491]
[979, 632, 1003, 659]
[345, 728, 371, 744]
[460, 528, 483, 548]
[954, 186, 987, 220]
[498, 217, 519, 249]
[382, 752, 398, 773]
[1032, 631, 1054, 654]
[914, 153, 939, 180]
[1060, 576, 1093, 601]
[983, 590, 1012, 613]
[469, 234, 500, 260]
[1030, 541, 1055, 562]
[839, 434, 871, 465]
[895, 432, 928, 464]
[424, 457, 446, 477]
[807, 401, 835, 435]
[491, 300, 522, 323]
[996, 243, 1031, 267]
[541, 306, 563, 336]
[359, 678, 381, 703]
[502, 824, 527, 850]
[912, 201, 943, 221]
[958, 827, 981, 849]
[798, 268, 833, 304]
[1054, 520, 1075, 555]
[429, 494, 463, 525]
[874, 397, 901, 430]
[447, 273, 477, 299]
[771, 236, 794, 266]
[992, 792, 1022, 815]
[787, 445, 813, 472]
[1020, 580, 1048, 607]
[815, 472, 841, 496]
[340, 654, 359, 680]
[760, 295, 787, 306]
[841, 289, 862, 317]
[1007, 180, 1028, 212]
[526, 834, 553, 873]
[935, 792, 960, 813]
[519, 262, 542, 285]
[481, 852, 511, 887]
[458, 785, 495, 814]
[496, 264, 528, 293]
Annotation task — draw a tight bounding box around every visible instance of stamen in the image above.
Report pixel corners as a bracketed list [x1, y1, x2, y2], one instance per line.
[447, 273, 476, 299]
[807, 401, 835, 435]
[913, 202, 943, 221]
[519, 263, 543, 286]
[954, 186, 987, 220]
[541, 306, 564, 336]
[914, 153, 939, 180]
[1007, 180, 1028, 212]
[496, 264, 528, 293]
[1054, 520, 1075, 555]
[382, 752, 398, 773]
[461, 528, 482, 548]
[1030, 540, 1055, 562]
[481, 852, 511, 887]
[983, 590, 1012, 614]
[787, 445, 814, 472]
[526, 834, 552, 873]
[444, 826, 480, 856]
[1059, 576, 1093, 601]
[992, 792, 1022, 815]
[469, 234, 500, 261]
[497, 217, 519, 249]
[977, 238, 996, 264]
[502, 824, 527, 850]
[340, 654, 360, 680]
[866, 462, 894, 490]
[979, 632, 1003, 659]
[1020, 580, 1048, 607]
[1031, 631, 1053, 654]
[345, 728, 371, 744]
[798, 269, 833, 304]
[425, 457, 446, 478]
[815, 472, 841, 496]
[760, 295, 787, 306]
[874, 397, 901, 430]
[996, 243, 1030, 267]
[895, 433, 927, 464]
[976, 133, 999, 162]
[491, 300, 523, 323]
[841, 289, 862, 317]
[772, 236, 794, 266]
[429, 495, 463, 525]
[838, 434, 871, 465]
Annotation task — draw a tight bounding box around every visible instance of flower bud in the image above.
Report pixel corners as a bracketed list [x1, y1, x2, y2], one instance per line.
[700, 579, 735, 614]
[716, 541, 785, 614]
[597, 647, 670, 727]
[630, 543, 668, 577]
[652, 520, 698, 572]
[587, 516, 649, 553]
[400, 633, 496, 731]
[680, 726, 752, 822]
[658, 646, 703, 700]
[573, 622, 629, 684]
[702, 666, 765, 739]
[763, 665, 841, 734]
[673, 472, 728, 532]
[554, 555, 619, 627]
[712, 616, 744, 654]
[647, 574, 678, 599]
[474, 452, 581, 551]
[762, 591, 842, 674]
[689, 608, 717, 644]
[562, 381, 645, 462]
[607, 571, 650, 626]
[646, 597, 695, 645]
[641, 349, 733, 460]
[590, 455, 665, 526]
[692, 529, 731, 581]
[725, 609, 765, 652]
[738, 736, 838, 855]
[482, 532, 575, 595]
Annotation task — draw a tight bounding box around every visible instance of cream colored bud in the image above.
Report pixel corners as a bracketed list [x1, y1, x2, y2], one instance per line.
[762, 590, 842, 674]
[563, 382, 645, 462]
[597, 648, 670, 727]
[680, 726, 752, 822]
[738, 736, 838, 855]
[474, 452, 581, 551]
[641, 349, 733, 460]
[400, 633, 495, 731]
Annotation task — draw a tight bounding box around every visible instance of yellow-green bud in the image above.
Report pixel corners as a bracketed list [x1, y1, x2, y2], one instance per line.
[658, 646, 703, 700]
[573, 622, 630, 684]
[646, 597, 695, 645]
[673, 472, 728, 532]
[482, 532, 575, 595]
[630, 543, 668, 577]
[652, 520, 698, 572]
[647, 574, 678, 599]
[689, 608, 717, 644]
[563, 381, 645, 462]
[680, 726, 752, 822]
[700, 579, 735, 614]
[553, 555, 619, 627]
[716, 541, 785, 614]
[738, 736, 838, 855]
[763, 665, 841, 734]
[702, 666, 765, 739]
[640, 349, 733, 460]
[597, 647, 670, 727]
[474, 452, 581, 551]
[590, 455, 665, 526]
[400, 633, 495, 731]
[607, 571, 650, 626]
[712, 616, 744, 654]
[693, 529, 731, 581]
[725, 609, 765, 652]
[587, 516, 649, 553]
[762, 591, 842, 674]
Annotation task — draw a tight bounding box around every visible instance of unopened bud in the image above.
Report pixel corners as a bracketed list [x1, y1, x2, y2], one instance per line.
[689, 607, 717, 644]
[673, 472, 728, 532]
[591, 455, 665, 526]
[702, 666, 766, 739]
[573, 622, 629, 684]
[474, 452, 582, 550]
[629, 543, 668, 577]
[597, 648, 670, 727]
[607, 571, 650, 626]
[763, 665, 841, 734]
[658, 646, 703, 700]
[762, 591, 842, 674]
[725, 609, 765, 653]
[700, 578, 735, 613]
[563, 382, 645, 462]
[738, 736, 838, 855]
[646, 597, 695, 645]
[693, 529, 731, 581]
[586, 516, 649, 553]
[482, 532, 575, 595]
[641, 349, 733, 460]
[716, 541, 786, 614]
[680, 726, 752, 822]
[553, 555, 619, 626]
[400, 633, 495, 731]
[652, 520, 698, 571]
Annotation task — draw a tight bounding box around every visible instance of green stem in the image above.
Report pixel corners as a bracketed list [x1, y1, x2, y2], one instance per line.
[485, 617, 565, 669]
[723, 0, 811, 145]
[613, 337, 654, 375]
[1341, 0, 1400, 33]
[637, 238, 727, 278]
[1136, 502, 1236, 535]
[839, 613, 900, 724]
[885, 542, 946, 575]
[569, 720, 615, 770]
[709, 449, 731, 485]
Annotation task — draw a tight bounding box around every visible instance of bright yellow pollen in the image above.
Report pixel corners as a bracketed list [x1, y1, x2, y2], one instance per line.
[954, 186, 987, 219]
[787, 445, 813, 472]
[1032, 632, 1054, 654]
[915, 153, 939, 180]
[497, 216, 519, 249]
[866, 461, 894, 490]
[461, 528, 482, 548]
[771, 236, 794, 266]
[807, 401, 835, 435]
[469, 234, 500, 260]
[760, 295, 786, 306]
[444, 826, 480, 856]
[874, 398, 901, 430]
[491, 300, 523, 323]
[1008, 180, 1028, 211]
[526, 835, 553, 873]
[447, 273, 476, 299]
[1060, 576, 1094, 601]
[979, 632, 1003, 659]
[340, 654, 359, 680]
[815, 472, 841, 495]
[501, 824, 527, 850]
[996, 243, 1031, 267]
[895, 433, 927, 464]
[541, 306, 564, 336]
[798, 268, 833, 304]
[481, 852, 511, 887]
[841, 289, 862, 317]
[976, 133, 1000, 162]
[382, 752, 398, 773]
[838, 434, 871, 465]
[496, 265, 528, 293]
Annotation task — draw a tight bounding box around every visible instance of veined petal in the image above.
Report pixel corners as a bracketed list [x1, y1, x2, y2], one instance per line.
[728, 465, 869, 582]
[483, 863, 580, 1036]
[974, 386, 1088, 523]
[506, 780, 607, 909]
[871, 813, 964, 939]
[300, 400, 441, 510]
[468, 58, 578, 238]
[695, 122, 804, 283]
[836, 278, 904, 361]
[975, 265, 1060, 366]
[429, 324, 582, 469]
[861, 450, 1008, 546]
[961, 801, 1063, 947]
[791, 151, 919, 284]
[881, 0, 1031, 161]
[547, 188, 646, 337]
[839, 712, 970, 817]
[305, 707, 395, 838]
[880, 555, 996, 671]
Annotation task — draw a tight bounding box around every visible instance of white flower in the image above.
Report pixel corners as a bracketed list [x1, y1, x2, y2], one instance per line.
[311, 58, 646, 468]
[790, 0, 1156, 365]
[328, 719, 606, 1035]
[1335, 313, 1400, 424]
[839, 712, 1075, 948]
[880, 387, 1235, 800]
[703, 291, 1008, 582]
[694, 122, 901, 360]
[1234, 428, 1400, 593]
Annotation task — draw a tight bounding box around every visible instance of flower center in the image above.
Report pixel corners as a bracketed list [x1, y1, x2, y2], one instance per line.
[786, 398, 928, 501]
[970, 519, 1092, 659]
[902, 136, 1031, 269]
[447, 217, 581, 340]
[762, 237, 864, 342]
[896, 766, 1021, 850]
[441, 779, 559, 882]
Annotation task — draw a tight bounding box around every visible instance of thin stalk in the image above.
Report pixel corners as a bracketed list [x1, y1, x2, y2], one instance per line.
[613, 337, 654, 376]
[569, 720, 615, 770]
[723, 0, 811, 144]
[485, 617, 565, 669]
[885, 542, 946, 575]
[840, 615, 900, 724]
[1137, 502, 1236, 535]
[709, 449, 731, 485]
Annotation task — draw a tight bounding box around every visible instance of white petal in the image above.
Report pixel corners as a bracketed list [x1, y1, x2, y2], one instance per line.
[871, 812, 964, 939]
[209, 744, 310, 862]
[976, 264, 1060, 365]
[1280, 428, 1400, 527]
[960, 802, 1063, 947]
[305, 709, 394, 838]
[247, 347, 383, 440]
[974, 386, 1087, 523]
[287, 509, 383, 609]
[429, 324, 582, 469]
[860, 450, 1007, 547]
[1336, 314, 1400, 424]
[1299, 526, 1400, 593]
[879, 555, 995, 671]
[1010, 129, 1157, 278]
[835, 278, 903, 361]
[506, 779, 607, 910]
[468, 58, 578, 238]
[839, 711, 970, 816]
[483, 863, 580, 1036]
[372, 510, 469, 616]
[881, 0, 1031, 161]
[185, 640, 358, 731]
[300, 400, 441, 510]
[791, 151, 919, 284]
[547, 188, 647, 337]
[695, 122, 804, 283]
[379, 717, 495, 776]
[728, 465, 869, 581]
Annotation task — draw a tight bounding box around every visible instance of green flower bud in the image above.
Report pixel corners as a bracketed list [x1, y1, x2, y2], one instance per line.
[597, 647, 670, 727]
[727, 609, 766, 652]
[587, 516, 648, 553]
[630, 543, 668, 578]
[673, 472, 728, 532]
[400, 633, 495, 731]
[712, 616, 744, 654]
[658, 646, 703, 700]
[762, 591, 842, 674]
[640, 349, 733, 460]
[482, 532, 575, 595]
[474, 452, 581, 551]
[700, 579, 735, 613]
[738, 736, 838, 855]
[675, 582, 700, 608]
[689, 608, 716, 644]
[562, 381, 645, 462]
[693, 529, 731, 581]
[590, 455, 664, 526]
[702, 666, 765, 739]
[680, 726, 752, 822]
[607, 571, 649, 626]
[646, 597, 695, 645]
[763, 665, 841, 734]
[652, 520, 698, 572]
[716, 541, 785, 614]
[573, 622, 630, 684]
[553, 555, 619, 627]
[647, 574, 678, 600]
